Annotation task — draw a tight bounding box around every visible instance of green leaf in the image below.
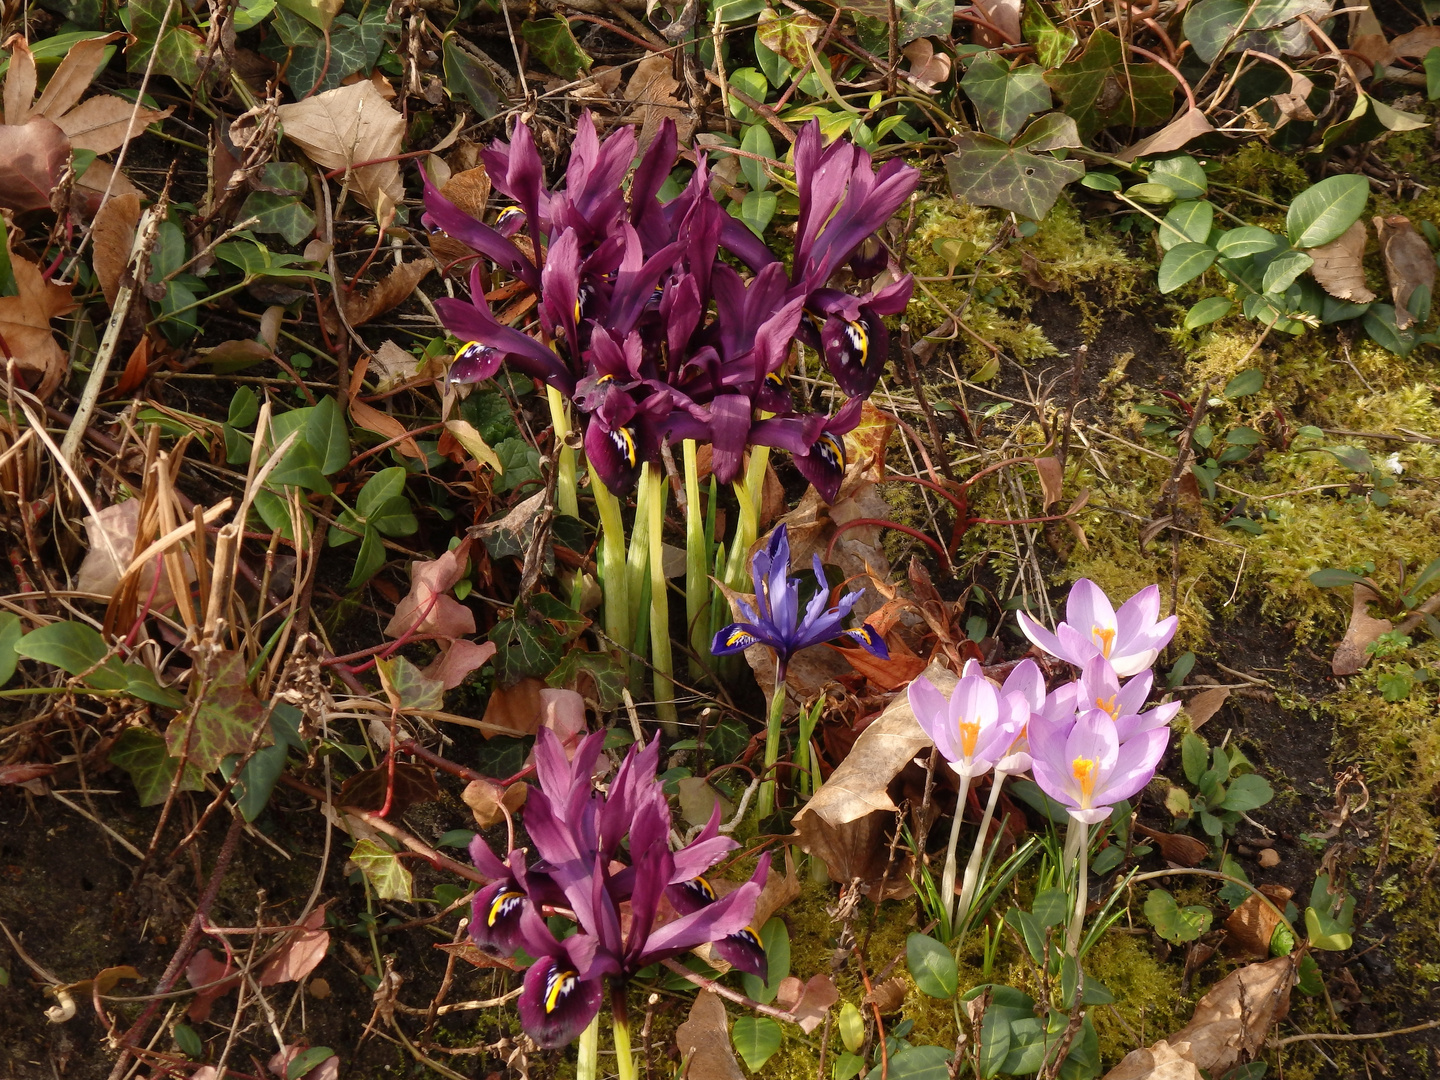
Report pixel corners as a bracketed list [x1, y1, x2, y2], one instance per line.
[225, 708, 303, 821]
[492, 437, 543, 494]
[1221, 772, 1274, 813]
[1158, 242, 1218, 293]
[357, 466, 407, 516]
[1144, 888, 1212, 943]
[1223, 368, 1265, 398]
[1149, 155, 1208, 200]
[1322, 92, 1429, 151]
[1262, 250, 1313, 294]
[834, 1052, 865, 1080]
[376, 655, 445, 711]
[739, 124, 776, 191]
[18, 621, 113, 678]
[126, 666, 187, 709]
[1325, 444, 1374, 473]
[238, 191, 317, 246]
[1021, 0, 1076, 68]
[1032, 887, 1069, 928]
[943, 133, 1085, 221]
[173, 1023, 204, 1058]
[1044, 30, 1176, 140]
[307, 397, 350, 475]
[756, 6, 822, 67]
[368, 496, 417, 537]
[166, 650, 268, 773]
[1182, 732, 1208, 785]
[906, 933, 958, 998]
[518, 17, 591, 80]
[1309, 567, 1370, 588]
[1080, 171, 1122, 191]
[287, 1048, 335, 1080]
[1427, 47, 1440, 99]
[110, 727, 206, 806]
[437, 828, 477, 849]
[848, 0, 951, 48]
[960, 54, 1051, 143]
[740, 918, 790, 1005]
[1012, 111, 1082, 151]
[275, 0, 338, 30]
[1185, 296, 1233, 329]
[350, 837, 414, 900]
[123, 0, 206, 86]
[442, 33, 502, 119]
[1225, 425, 1261, 446]
[838, 1001, 866, 1054]
[732, 1017, 783, 1072]
[1182, 0, 1317, 64]
[0, 613, 22, 687]
[547, 650, 627, 710]
[728, 67, 769, 122]
[1287, 175, 1371, 249]
[737, 189, 778, 237]
[347, 525, 386, 588]
[866, 1045, 953, 1080]
[1126, 182, 1177, 206]
[978, 1007, 1012, 1079]
[228, 385, 260, 427]
[1160, 200, 1214, 251]
[1216, 225, 1279, 256]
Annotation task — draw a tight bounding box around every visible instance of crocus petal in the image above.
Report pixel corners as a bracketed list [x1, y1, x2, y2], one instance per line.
[908, 676, 955, 759]
[1065, 580, 1117, 653]
[1096, 725, 1169, 805]
[1016, 609, 1067, 662]
[518, 955, 604, 1049]
[1001, 658, 1046, 712]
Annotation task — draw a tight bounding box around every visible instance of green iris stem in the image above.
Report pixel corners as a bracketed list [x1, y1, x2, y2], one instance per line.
[625, 474, 653, 683]
[1066, 815, 1090, 955]
[645, 465, 678, 734]
[611, 982, 637, 1080]
[682, 439, 711, 681]
[755, 666, 789, 822]
[577, 1012, 599, 1080]
[940, 770, 975, 929]
[723, 447, 770, 590]
[546, 386, 579, 520]
[955, 769, 1009, 937]
[589, 461, 632, 669]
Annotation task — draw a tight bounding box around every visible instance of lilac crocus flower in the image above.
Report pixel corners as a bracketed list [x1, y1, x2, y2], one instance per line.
[711, 523, 887, 678]
[1074, 656, 1182, 743]
[909, 670, 1027, 780]
[1016, 580, 1178, 678]
[1029, 709, 1169, 825]
[468, 729, 770, 1048]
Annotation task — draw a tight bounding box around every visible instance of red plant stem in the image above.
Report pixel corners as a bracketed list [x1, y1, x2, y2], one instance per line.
[345, 421, 446, 469]
[954, 7, 1021, 45]
[826, 517, 952, 572]
[882, 473, 969, 515]
[346, 588, 444, 675]
[323, 635, 442, 666]
[1126, 42, 1197, 110]
[106, 814, 246, 1080]
[396, 738, 488, 784]
[567, 13, 666, 51]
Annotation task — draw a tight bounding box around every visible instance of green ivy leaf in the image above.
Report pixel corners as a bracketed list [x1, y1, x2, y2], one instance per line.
[442, 33, 503, 119]
[519, 17, 591, 80]
[350, 837, 414, 900]
[166, 650, 269, 773]
[376, 655, 445, 711]
[756, 6, 822, 66]
[1182, 0, 1316, 64]
[1044, 30, 1176, 141]
[492, 437, 543, 494]
[110, 727, 206, 806]
[1143, 888, 1212, 943]
[238, 191, 317, 246]
[123, 0, 206, 86]
[1021, 0, 1076, 68]
[547, 650, 627, 710]
[959, 53, 1051, 143]
[943, 133, 1084, 221]
[906, 933, 958, 998]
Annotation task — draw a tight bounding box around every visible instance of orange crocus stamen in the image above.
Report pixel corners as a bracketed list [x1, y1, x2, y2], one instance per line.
[1093, 625, 1116, 658]
[1095, 695, 1119, 718]
[958, 718, 980, 758]
[1071, 757, 1098, 805]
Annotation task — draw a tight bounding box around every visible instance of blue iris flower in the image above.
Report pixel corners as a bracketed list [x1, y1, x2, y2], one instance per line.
[711, 524, 888, 679]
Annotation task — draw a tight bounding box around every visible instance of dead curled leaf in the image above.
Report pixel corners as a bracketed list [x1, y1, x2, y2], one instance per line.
[1332, 584, 1391, 676]
[1118, 107, 1215, 163]
[91, 191, 141, 306]
[675, 990, 746, 1080]
[1102, 956, 1296, 1080]
[1374, 215, 1435, 329]
[1306, 220, 1375, 303]
[0, 118, 69, 213]
[462, 777, 527, 827]
[341, 258, 435, 327]
[1223, 885, 1292, 959]
[1184, 687, 1231, 731]
[259, 905, 330, 986]
[625, 54, 695, 150]
[775, 974, 841, 1034]
[276, 81, 404, 219]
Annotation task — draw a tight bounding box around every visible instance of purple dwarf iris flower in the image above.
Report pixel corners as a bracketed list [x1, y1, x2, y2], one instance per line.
[1017, 580, 1178, 678]
[712, 523, 887, 679]
[1028, 709, 1169, 825]
[468, 729, 769, 1049]
[909, 668, 1029, 780]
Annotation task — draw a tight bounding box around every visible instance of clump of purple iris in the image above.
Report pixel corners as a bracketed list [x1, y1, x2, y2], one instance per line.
[468, 728, 769, 1050]
[421, 112, 918, 502]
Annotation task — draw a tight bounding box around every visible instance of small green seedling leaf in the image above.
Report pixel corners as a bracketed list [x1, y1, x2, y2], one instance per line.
[906, 933, 958, 998]
[1144, 888, 1212, 943]
[732, 1017, 782, 1071]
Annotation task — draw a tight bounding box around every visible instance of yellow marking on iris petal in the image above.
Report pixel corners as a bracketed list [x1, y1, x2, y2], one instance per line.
[726, 628, 754, 648]
[850, 627, 874, 646]
[1095, 695, 1118, 719]
[454, 341, 482, 364]
[496, 206, 523, 226]
[487, 889, 523, 927]
[957, 718, 980, 759]
[1093, 625, 1116, 658]
[545, 968, 578, 1013]
[608, 426, 637, 468]
[843, 319, 869, 366]
[816, 432, 844, 470]
[1071, 757, 1097, 805]
[689, 876, 716, 901]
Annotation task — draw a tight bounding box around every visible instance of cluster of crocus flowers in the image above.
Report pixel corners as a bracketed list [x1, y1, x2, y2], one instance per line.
[908, 579, 1179, 948]
[469, 729, 768, 1064]
[422, 112, 918, 503]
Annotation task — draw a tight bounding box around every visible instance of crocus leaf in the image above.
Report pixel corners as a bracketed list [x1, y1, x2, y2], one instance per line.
[1044, 29, 1176, 140]
[959, 53, 1051, 142]
[944, 132, 1084, 221]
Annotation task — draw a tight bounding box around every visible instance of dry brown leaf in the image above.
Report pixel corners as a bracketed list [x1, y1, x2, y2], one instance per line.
[259, 906, 329, 986]
[1223, 886, 1292, 959]
[75, 158, 140, 211]
[1133, 824, 1210, 866]
[384, 542, 475, 639]
[462, 776, 527, 827]
[277, 81, 404, 218]
[675, 991, 746, 1080]
[481, 676, 545, 737]
[56, 95, 172, 155]
[901, 39, 951, 93]
[3, 36, 37, 127]
[1184, 687, 1231, 731]
[441, 164, 492, 218]
[369, 339, 422, 389]
[625, 55, 694, 150]
[1306, 219, 1374, 302]
[1389, 25, 1440, 57]
[343, 258, 434, 326]
[424, 638, 496, 690]
[974, 0, 1021, 45]
[1375, 215, 1435, 329]
[836, 634, 927, 691]
[32, 33, 124, 121]
[1033, 455, 1064, 508]
[1118, 107, 1215, 163]
[1103, 956, 1296, 1080]
[0, 118, 69, 213]
[0, 254, 79, 397]
[1332, 583, 1391, 676]
[865, 976, 909, 1014]
[350, 397, 422, 457]
[775, 974, 840, 1034]
[91, 191, 141, 307]
[1350, 33, 1392, 67]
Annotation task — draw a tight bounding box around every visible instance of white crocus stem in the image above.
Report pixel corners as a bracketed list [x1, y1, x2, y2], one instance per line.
[1067, 815, 1090, 955]
[940, 769, 975, 927]
[955, 769, 1009, 934]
